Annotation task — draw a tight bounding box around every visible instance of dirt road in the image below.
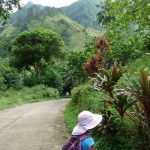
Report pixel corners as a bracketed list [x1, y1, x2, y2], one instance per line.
[0, 99, 70, 150]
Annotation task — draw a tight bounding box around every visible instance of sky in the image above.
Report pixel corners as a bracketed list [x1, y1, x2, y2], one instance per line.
[20, 0, 78, 7]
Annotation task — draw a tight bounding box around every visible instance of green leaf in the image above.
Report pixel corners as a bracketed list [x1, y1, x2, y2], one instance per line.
[124, 74, 140, 91]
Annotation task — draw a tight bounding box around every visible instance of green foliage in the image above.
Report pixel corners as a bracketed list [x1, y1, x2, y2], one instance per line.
[71, 84, 104, 112]
[64, 102, 79, 133]
[118, 55, 150, 86]
[94, 132, 137, 150]
[65, 83, 138, 149]
[128, 55, 150, 77]
[97, 2, 114, 26]
[0, 0, 21, 25]
[64, 83, 104, 133]
[97, 0, 150, 63]
[65, 57, 150, 149]
[107, 92, 135, 120]
[0, 67, 22, 90]
[0, 85, 59, 110]
[67, 51, 87, 84]
[124, 69, 150, 128]
[92, 66, 125, 98]
[0, 24, 21, 58]
[23, 66, 63, 93]
[0, 59, 22, 90]
[41, 67, 63, 92]
[23, 74, 42, 87]
[66, 41, 96, 88]
[9, 28, 64, 77]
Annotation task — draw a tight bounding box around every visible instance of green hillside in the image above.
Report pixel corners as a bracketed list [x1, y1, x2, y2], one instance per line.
[9, 1, 35, 24]
[126, 54, 150, 79]
[62, 0, 104, 30]
[0, 5, 101, 58]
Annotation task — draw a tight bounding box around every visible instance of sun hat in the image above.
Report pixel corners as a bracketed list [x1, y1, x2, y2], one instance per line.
[72, 111, 102, 135]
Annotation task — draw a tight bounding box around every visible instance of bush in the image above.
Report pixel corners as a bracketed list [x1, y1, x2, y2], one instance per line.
[0, 63, 23, 91]
[42, 67, 63, 92]
[24, 67, 63, 93]
[0, 85, 59, 110]
[23, 75, 42, 87]
[27, 85, 59, 99]
[64, 83, 104, 134]
[71, 84, 104, 112]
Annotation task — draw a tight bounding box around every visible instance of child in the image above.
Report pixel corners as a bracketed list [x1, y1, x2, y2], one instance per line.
[72, 110, 102, 150]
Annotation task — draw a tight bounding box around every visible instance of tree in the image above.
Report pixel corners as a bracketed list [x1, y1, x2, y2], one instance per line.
[97, 2, 114, 26]
[0, 0, 21, 25]
[97, 0, 150, 63]
[66, 41, 96, 87]
[9, 28, 64, 77]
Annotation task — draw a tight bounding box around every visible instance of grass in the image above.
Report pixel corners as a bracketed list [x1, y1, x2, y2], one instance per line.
[64, 83, 104, 134]
[118, 54, 150, 86]
[64, 102, 79, 133]
[0, 85, 59, 110]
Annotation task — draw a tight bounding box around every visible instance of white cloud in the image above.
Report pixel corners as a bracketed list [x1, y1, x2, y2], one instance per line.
[21, 0, 78, 7]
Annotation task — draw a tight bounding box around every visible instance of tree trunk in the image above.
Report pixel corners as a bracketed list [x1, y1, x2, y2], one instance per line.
[34, 63, 41, 78]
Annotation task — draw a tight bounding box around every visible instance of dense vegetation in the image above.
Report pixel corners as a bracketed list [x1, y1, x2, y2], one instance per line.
[0, 0, 21, 25]
[64, 0, 150, 149]
[0, 85, 59, 110]
[0, 1, 101, 111]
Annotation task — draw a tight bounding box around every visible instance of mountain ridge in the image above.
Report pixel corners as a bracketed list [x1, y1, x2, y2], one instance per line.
[9, 0, 103, 30]
[0, 4, 101, 57]
[62, 0, 104, 30]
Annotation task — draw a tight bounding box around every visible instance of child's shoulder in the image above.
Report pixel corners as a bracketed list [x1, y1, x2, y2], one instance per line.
[81, 137, 94, 149]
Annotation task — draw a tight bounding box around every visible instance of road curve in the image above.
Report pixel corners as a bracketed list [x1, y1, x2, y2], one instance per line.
[0, 99, 70, 150]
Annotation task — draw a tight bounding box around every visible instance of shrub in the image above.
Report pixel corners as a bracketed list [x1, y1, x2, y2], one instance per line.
[0, 85, 59, 110]
[71, 84, 104, 112]
[23, 75, 42, 87]
[0, 65, 22, 91]
[24, 67, 63, 93]
[42, 67, 63, 93]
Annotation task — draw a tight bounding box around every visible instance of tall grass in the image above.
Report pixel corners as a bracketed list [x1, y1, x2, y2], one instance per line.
[0, 85, 59, 110]
[64, 84, 104, 133]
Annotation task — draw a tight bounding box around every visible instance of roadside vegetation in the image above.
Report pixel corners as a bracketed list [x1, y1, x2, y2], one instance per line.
[0, 85, 59, 110]
[0, 28, 65, 110]
[64, 55, 150, 149]
[64, 0, 150, 149]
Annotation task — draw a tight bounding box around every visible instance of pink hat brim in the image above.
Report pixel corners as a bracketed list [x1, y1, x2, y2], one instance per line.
[84, 114, 102, 130]
[72, 124, 87, 135]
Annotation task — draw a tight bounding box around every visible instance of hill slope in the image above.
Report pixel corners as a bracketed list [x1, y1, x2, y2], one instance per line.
[0, 5, 101, 57]
[9, 1, 35, 24]
[62, 0, 104, 30]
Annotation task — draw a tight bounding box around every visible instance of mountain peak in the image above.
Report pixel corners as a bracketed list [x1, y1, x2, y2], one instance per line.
[23, 1, 34, 8]
[62, 0, 103, 30]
